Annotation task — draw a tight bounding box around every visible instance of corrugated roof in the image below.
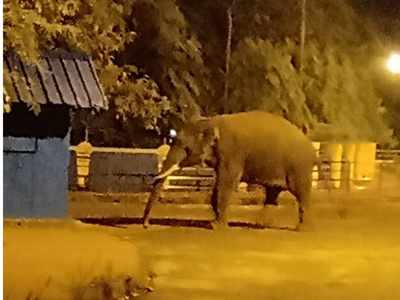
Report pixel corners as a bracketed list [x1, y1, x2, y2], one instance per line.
[4, 50, 108, 109]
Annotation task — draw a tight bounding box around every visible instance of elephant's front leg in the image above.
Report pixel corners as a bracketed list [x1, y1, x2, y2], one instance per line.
[211, 161, 242, 229]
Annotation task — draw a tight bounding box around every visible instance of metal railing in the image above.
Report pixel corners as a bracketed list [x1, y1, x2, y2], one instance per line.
[164, 157, 399, 193]
[376, 149, 400, 162]
[163, 160, 341, 191]
[69, 148, 400, 195]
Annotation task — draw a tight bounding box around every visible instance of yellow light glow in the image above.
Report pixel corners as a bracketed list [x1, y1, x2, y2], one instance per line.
[387, 53, 400, 74]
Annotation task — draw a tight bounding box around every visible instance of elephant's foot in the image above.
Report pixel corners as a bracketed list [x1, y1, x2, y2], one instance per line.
[294, 205, 314, 231]
[143, 218, 150, 229]
[210, 219, 229, 230]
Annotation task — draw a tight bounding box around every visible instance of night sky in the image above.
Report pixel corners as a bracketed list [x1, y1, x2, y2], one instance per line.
[358, 0, 400, 41]
[374, 0, 400, 12]
[362, 0, 400, 17]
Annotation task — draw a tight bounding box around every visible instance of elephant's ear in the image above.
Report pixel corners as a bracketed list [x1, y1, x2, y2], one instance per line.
[189, 115, 207, 124]
[187, 107, 207, 124]
[196, 120, 220, 144]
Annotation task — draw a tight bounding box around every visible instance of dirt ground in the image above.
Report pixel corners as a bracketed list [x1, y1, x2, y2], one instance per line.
[119, 198, 400, 300]
[3, 220, 151, 300]
[4, 195, 400, 300]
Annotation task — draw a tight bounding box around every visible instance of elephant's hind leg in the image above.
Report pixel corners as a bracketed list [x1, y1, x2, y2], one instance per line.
[287, 174, 312, 230]
[256, 185, 282, 228]
[264, 185, 282, 206]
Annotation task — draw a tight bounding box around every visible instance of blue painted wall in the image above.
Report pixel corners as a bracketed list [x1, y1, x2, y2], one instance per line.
[4, 133, 70, 218]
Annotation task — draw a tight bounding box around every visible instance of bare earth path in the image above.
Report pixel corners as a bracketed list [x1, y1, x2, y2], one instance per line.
[5, 198, 400, 299]
[117, 200, 400, 300]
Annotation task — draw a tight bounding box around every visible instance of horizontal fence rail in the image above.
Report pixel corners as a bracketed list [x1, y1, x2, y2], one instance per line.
[376, 149, 400, 162]
[163, 161, 350, 192]
[68, 147, 400, 194]
[68, 147, 400, 222]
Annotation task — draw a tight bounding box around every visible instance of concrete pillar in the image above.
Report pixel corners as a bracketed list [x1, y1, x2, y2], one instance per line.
[323, 143, 343, 189]
[312, 142, 320, 188]
[75, 141, 93, 188]
[354, 143, 376, 182]
[342, 143, 356, 190]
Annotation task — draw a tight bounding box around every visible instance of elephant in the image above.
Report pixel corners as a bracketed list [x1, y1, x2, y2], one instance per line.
[142, 111, 317, 229]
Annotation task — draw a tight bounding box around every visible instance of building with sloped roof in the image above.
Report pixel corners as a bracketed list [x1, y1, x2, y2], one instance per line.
[3, 50, 108, 217]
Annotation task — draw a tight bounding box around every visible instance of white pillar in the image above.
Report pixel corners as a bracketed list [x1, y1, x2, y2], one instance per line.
[75, 141, 93, 188]
[312, 142, 320, 188]
[342, 143, 356, 190]
[323, 143, 343, 189]
[354, 143, 376, 182]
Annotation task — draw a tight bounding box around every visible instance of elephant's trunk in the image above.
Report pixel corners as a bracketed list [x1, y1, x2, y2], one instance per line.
[154, 164, 180, 180]
[155, 146, 187, 179]
[143, 146, 187, 228]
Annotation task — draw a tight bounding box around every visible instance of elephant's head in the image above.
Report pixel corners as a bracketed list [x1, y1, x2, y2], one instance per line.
[155, 118, 220, 180]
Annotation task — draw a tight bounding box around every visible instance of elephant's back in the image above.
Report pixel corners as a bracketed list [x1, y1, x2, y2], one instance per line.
[215, 111, 315, 166]
[217, 111, 301, 133]
[216, 111, 310, 145]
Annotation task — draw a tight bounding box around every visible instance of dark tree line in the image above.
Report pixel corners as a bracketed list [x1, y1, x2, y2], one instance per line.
[4, 0, 398, 147]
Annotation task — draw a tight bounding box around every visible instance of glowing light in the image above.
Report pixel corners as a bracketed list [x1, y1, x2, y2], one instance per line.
[169, 129, 177, 138]
[387, 53, 400, 74]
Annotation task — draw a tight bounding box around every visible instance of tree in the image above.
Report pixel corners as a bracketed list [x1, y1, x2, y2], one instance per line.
[229, 38, 312, 128]
[299, 0, 306, 71]
[303, 42, 392, 143]
[4, 0, 174, 131]
[223, 1, 234, 111]
[5, 0, 397, 146]
[124, 0, 211, 124]
[179, 0, 393, 143]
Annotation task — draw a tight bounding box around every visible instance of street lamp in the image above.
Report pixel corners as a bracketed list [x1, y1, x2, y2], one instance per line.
[386, 53, 400, 75]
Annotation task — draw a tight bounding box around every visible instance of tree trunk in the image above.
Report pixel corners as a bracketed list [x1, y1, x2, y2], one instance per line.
[223, 5, 233, 113]
[299, 0, 307, 71]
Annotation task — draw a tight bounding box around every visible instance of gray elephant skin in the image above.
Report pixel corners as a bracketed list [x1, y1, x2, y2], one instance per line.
[143, 111, 317, 229]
